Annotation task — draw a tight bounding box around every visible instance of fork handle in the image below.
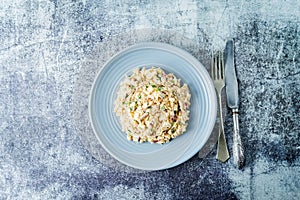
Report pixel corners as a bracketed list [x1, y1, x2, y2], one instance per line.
[216, 92, 230, 162]
[232, 108, 245, 169]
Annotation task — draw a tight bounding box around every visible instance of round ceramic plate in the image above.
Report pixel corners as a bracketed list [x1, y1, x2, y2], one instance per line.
[89, 42, 217, 170]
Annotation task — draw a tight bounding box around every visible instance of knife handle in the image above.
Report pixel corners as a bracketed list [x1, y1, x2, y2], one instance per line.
[232, 108, 245, 169]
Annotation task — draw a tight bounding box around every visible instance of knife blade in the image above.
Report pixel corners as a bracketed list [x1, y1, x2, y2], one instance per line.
[225, 39, 245, 169]
[225, 40, 239, 109]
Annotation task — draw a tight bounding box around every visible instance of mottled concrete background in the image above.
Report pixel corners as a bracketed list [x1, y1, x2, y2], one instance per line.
[1, 0, 299, 199]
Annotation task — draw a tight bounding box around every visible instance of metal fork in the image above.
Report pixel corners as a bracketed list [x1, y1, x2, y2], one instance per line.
[211, 51, 230, 162]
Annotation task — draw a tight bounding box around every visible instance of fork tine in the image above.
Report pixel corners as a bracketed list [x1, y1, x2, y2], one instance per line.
[215, 51, 219, 79]
[215, 51, 220, 80]
[218, 51, 222, 79]
[211, 50, 215, 79]
[221, 50, 224, 79]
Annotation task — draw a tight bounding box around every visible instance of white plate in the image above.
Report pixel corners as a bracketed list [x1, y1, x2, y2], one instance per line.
[89, 42, 217, 170]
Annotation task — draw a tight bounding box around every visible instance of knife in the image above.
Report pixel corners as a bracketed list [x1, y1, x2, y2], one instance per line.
[225, 39, 245, 169]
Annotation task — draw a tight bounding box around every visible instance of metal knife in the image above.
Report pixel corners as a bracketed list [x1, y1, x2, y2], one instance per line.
[225, 39, 245, 169]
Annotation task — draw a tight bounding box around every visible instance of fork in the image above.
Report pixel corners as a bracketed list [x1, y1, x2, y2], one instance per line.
[211, 51, 230, 162]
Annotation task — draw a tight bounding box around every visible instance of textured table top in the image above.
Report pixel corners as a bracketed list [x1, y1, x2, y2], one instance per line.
[1, 0, 299, 199]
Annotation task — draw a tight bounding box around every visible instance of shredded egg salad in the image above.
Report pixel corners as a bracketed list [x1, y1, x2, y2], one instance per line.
[114, 67, 191, 144]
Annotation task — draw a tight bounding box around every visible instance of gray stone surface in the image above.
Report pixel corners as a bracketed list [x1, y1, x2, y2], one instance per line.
[1, 0, 299, 199]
